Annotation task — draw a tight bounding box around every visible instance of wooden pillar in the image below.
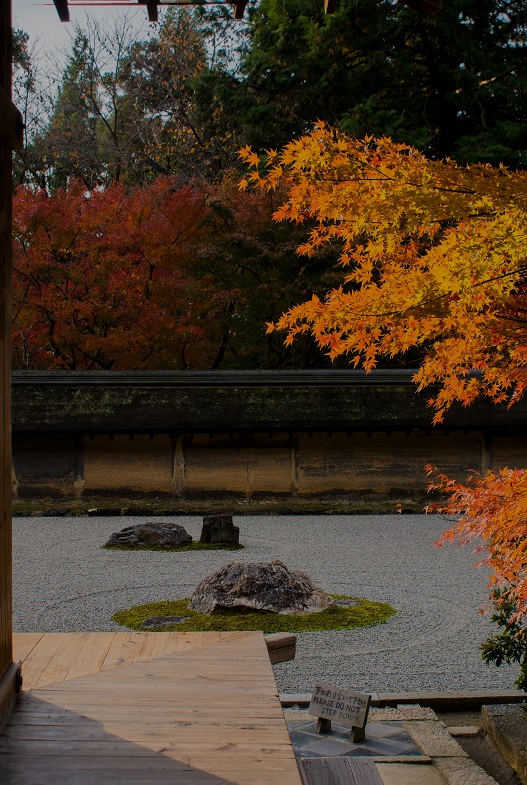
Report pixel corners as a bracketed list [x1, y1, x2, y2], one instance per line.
[0, 0, 22, 726]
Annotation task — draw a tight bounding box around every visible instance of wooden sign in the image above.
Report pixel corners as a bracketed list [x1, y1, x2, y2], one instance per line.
[309, 683, 371, 742]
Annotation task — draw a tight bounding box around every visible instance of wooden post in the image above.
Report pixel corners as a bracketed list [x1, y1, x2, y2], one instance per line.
[233, 0, 248, 19]
[52, 0, 70, 22]
[0, 0, 19, 727]
[145, 0, 158, 23]
[349, 694, 371, 742]
[316, 717, 332, 733]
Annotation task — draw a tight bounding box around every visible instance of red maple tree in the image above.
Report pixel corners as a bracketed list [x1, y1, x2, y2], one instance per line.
[12, 178, 230, 369]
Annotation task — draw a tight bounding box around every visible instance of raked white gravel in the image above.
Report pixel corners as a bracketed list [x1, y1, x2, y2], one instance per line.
[13, 514, 519, 694]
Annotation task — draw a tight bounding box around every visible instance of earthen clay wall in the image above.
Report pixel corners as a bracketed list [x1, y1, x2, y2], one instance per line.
[11, 371, 527, 509]
[12, 428, 527, 505]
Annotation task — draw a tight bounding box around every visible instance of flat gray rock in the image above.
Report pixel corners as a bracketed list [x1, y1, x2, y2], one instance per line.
[141, 616, 190, 629]
[189, 559, 335, 615]
[482, 704, 527, 783]
[105, 522, 192, 548]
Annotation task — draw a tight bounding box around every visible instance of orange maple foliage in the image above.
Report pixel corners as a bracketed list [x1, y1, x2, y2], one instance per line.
[240, 124, 527, 423]
[427, 467, 527, 620]
[240, 124, 527, 617]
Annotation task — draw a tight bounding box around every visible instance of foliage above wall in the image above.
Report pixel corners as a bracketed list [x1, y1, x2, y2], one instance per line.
[12, 176, 339, 369]
[242, 124, 527, 422]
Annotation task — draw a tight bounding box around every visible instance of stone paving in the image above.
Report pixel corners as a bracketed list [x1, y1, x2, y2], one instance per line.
[287, 716, 424, 759]
[285, 705, 504, 784]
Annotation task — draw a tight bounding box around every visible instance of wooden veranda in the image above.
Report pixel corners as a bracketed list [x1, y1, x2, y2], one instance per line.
[2, 631, 302, 784]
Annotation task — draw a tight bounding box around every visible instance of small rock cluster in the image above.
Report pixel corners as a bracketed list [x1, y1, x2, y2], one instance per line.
[106, 519, 333, 619]
[105, 514, 239, 548]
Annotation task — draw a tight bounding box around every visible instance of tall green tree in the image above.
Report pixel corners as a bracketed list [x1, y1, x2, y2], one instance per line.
[119, 9, 209, 181]
[12, 29, 56, 188]
[191, 177, 341, 369]
[42, 27, 102, 189]
[196, 0, 527, 165]
[27, 10, 214, 190]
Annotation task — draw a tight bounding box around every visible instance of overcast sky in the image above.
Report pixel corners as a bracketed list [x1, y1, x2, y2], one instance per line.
[13, 0, 152, 61]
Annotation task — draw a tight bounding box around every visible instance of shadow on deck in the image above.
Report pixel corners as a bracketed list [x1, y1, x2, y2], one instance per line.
[1, 632, 301, 785]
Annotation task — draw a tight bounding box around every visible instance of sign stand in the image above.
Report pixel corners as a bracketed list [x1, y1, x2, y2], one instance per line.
[315, 717, 332, 734]
[349, 694, 371, 742]
[309, 683, 372, 742]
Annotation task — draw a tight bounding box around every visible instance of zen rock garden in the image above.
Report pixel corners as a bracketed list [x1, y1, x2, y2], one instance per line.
[112, 539, 395, 632]
[105, 514, 240, 549]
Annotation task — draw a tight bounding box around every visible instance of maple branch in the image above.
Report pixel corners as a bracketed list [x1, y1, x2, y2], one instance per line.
[294, 173, 477, 195]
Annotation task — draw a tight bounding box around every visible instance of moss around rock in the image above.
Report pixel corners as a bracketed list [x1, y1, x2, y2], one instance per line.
[112, 594, 396, 633]
[103, 542, 244, 552]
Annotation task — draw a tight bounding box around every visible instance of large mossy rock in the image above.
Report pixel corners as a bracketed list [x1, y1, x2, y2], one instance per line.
[106, 522, 192, 548]
[189, 560, 335, 615]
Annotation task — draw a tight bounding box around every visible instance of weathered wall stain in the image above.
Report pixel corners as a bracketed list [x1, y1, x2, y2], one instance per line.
[11, 371, 527, 505]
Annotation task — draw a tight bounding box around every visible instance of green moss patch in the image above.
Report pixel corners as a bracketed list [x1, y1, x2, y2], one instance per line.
[103, 542, 244, 552]
[112, 594, 396, 633]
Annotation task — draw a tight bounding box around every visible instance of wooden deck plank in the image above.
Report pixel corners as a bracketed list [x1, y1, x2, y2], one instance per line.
[60, 632, 116, 682]
[63, 671, 270, 682]
[31, 633, 91, 688]
[0, 755, 299, 776]
[0, 739, 297, 757]
[2, 726, 291, 743]
[0, 770, 298, 785]
[12, 633, 44, 664]
[0, 755, 301, 772]
[98, 632, 148, 671]
[12, 701, 284, 719]
[25, 691, 281, 704]
[299, 757, 385, 785]
[7, 715, 288, 728]
[3, 632, 302, 785]
[131, 632, 173, 662]
[14, 631, 268, 689]
[16, 634, 72, 688]
[0, 774, 297, 785]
